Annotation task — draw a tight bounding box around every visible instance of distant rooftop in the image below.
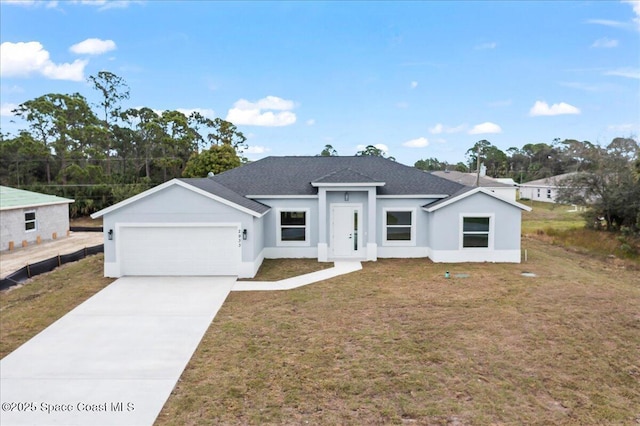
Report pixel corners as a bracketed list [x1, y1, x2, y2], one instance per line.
[0, 186, 73, 211]
[430, 170, 512, 188]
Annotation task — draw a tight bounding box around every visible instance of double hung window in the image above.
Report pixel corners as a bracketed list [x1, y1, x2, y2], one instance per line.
[277, 209, 309, 245]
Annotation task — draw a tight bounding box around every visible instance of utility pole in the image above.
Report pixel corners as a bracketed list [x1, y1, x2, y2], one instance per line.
[475, 145, 481, 187]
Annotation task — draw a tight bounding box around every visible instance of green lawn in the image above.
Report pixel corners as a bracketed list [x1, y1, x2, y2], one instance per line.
[521, 200, 585, 234]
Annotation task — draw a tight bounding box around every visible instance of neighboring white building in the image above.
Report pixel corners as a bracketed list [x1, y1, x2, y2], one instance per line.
[431, 170, 518, 201]
[0, 186, 74, 251]
[519, 173, 577, 203]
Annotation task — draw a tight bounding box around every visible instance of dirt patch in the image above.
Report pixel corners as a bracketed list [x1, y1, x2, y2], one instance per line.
[0, 232, 104, 278]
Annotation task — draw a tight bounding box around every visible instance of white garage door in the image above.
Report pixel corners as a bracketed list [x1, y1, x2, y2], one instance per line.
[118, 225, 240, 276]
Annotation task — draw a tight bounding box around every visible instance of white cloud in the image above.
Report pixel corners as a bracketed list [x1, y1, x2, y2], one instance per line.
[468, 122, 503, 134]
[1, 1, 37, 6]
[591, 37, 618, 48]
[176, 108, 215, 119]
[622, 0, 640, 30]
[559, 81, 600, 92]
[475, 42, 497, 50]
[402, 137, 429, 148]
[410, 81, 418, 89]
[529, 101, 581, 116]
[429, 123, 466, 134]
[0, 41, 87, 81]
[604, 68, 640, 79]
[70, 38, 116, 55]
[585, 19, 628, 28]
[306, 119, 315, 126]
[73, 0, 139, 11]
[0, 103, 18, 117]
[226, 96, 297, 127]
[245, 145, 270, 155]
[6, 0, 139, 9]
[356, 143, 389, 153]
[233, 96, 294, 111]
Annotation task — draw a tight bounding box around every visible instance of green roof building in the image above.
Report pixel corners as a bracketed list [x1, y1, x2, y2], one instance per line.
[0, 186, 73, 251]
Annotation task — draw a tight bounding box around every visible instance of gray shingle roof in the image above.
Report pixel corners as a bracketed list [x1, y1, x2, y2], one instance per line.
[313, 167, 384, 184]
[430, 171, 512, 188]
[422, 186, 475, 210]
[179, 178, 271, 214]
[210, 156, 465, 196]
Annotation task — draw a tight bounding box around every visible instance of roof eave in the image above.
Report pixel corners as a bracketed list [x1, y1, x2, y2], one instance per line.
[91, 179, 268, 219]
[0, 199, 74, 211]
[311, 182, 386, 187]
[423, 187, 532, 212]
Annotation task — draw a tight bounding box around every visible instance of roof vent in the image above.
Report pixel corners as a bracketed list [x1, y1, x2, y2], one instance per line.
[207, 171, 215, 178]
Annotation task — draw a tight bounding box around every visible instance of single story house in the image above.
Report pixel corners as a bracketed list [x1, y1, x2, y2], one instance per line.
[430, 170, 517, 201]
[0, 186, 74, 251]
[519, 172, 577, 203]
[91, 156, 531, 278]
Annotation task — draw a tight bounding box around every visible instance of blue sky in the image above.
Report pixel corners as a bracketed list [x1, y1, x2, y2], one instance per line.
[1, 0, 639, 166]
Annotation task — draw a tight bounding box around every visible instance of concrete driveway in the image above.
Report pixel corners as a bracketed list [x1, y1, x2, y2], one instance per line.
[0, 276, 234, 426]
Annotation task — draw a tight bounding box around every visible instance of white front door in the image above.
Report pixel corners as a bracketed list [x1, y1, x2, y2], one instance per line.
[331, 204, 361, 258]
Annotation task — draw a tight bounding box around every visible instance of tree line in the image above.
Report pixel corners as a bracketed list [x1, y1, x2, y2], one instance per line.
[413, 138, 639, 234]
[0, 71, 247, 216]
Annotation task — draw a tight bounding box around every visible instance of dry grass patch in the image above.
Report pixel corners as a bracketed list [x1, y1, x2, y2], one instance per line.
[157, 240, 640, 425]
[239, 258, 333, 281]
[0, 254, 113, 358]
[521, 200, 584, 234]
[70, 215, 103, 227]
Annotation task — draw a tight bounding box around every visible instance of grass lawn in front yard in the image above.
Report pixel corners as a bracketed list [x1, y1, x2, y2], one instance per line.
[157, 238, 640, 425]
[2, 230, 638, 424]
[0, 254, 113, 358]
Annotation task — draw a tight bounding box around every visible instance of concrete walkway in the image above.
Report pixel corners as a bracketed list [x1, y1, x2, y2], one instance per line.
[0, 276, 234, 426]
[232, 261, 362, 291]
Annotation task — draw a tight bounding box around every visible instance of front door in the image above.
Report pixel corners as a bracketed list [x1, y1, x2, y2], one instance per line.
[331, 204, 361, 258]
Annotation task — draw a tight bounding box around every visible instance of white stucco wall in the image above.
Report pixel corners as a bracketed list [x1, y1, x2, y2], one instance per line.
[519, 185, 559, 203]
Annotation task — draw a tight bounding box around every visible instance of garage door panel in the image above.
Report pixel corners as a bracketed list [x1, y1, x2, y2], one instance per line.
[118, 226, 240, 276]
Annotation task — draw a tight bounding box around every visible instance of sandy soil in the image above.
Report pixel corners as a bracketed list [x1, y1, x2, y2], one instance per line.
[0, 232, 104, 278]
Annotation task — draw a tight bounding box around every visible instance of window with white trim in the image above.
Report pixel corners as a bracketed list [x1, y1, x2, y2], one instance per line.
[383, 208, 416, 245]
[25, 211, 37, 232]
[546, 189, 552, 199]
[277, 209, 310, 246]
[462, 217, 491, 248]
